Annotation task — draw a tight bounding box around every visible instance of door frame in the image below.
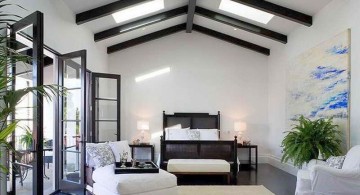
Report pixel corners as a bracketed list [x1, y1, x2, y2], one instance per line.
[9, 11, 44, 195]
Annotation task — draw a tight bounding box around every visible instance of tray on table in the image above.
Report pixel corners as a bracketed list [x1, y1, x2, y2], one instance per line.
[114, 161, 159, 174]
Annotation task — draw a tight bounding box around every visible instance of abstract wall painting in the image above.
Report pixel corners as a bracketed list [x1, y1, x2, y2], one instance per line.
[287, 29, 351, 149]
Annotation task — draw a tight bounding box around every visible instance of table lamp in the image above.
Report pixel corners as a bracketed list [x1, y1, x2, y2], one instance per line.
[234, 121, 247, 143]
[137, 121, 149, 144]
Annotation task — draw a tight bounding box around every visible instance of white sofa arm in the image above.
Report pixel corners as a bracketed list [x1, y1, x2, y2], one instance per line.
[304, 159, 327, 170]
[310, 165, 360, 195]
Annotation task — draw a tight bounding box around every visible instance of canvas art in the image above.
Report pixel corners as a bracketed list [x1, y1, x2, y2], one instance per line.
[287, 29, 351, 148]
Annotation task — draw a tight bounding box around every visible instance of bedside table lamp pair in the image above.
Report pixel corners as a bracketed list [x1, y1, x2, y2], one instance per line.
[137, 120, 150, 145]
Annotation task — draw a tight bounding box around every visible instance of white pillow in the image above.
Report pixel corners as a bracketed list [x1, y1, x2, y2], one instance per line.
[167, 129, 190, 140]
[165, 124, 182, 140]
[108, 140, 132, 162]
[199, 129, 219, 140]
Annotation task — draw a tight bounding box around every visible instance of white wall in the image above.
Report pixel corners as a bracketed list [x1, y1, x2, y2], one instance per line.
[109, 31, 270, 159]
[268, 0, 360, 165]
[7, 0, 108, 73]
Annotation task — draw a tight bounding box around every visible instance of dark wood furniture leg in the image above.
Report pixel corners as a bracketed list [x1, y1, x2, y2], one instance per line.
[151, 146, 154, 162]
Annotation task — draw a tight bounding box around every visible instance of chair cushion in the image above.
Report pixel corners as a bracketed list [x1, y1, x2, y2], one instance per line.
[93, 165, 177, 195]
[167, 159, 230, 173]
[342, 145, 360, 170]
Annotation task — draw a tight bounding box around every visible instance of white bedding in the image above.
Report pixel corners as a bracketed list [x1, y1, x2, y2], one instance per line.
[92, 164, 177, 195]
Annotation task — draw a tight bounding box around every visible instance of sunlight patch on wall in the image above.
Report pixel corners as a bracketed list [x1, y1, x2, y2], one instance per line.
[135, 67, 170, 82]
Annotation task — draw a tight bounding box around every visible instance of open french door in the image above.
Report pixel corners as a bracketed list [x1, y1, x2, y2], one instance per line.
[90, 73, 121, 143]
[8, 11, 44, 195]
[57, 50, 86, 193]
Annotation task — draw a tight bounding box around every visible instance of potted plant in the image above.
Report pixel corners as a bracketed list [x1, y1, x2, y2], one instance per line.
[281, 115, 342, 168]
[20, 130, 33, 150]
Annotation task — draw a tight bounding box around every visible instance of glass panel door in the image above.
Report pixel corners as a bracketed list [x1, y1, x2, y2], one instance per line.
[91, 73, 120, 142]
[8, 11, 44, 195]
[57, 50, 86, 192]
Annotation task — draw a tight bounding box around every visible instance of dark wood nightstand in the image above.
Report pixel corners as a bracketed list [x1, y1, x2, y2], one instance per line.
[129, 144, 155, 162]
[237, 144, 258, 170]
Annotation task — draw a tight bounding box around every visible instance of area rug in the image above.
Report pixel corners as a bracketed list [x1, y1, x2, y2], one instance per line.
[178, 185, 274, 195]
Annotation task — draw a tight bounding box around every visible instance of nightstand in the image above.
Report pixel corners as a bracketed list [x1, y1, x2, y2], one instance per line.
[237, 144, 258, 170]
[129, 144, 155, 162]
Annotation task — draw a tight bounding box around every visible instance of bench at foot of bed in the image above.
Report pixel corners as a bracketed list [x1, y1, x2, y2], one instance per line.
[167, 159, 231, 184]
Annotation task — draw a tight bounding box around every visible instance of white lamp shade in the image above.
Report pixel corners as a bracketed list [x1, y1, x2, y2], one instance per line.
[137, 121, 149, 131]
[234, 121, 247, 132]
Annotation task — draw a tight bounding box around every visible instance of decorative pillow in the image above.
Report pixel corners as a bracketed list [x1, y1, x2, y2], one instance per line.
[187, 129, 200, 140]
[326, 156, 346, 169]
[108, 140, 132, 162]
[199, 129, 219, 140]
[168, 128, 189, 140]
[165, 124, 182, 140]
[86, 143, 115, 168]
[86, 143, 106, 167]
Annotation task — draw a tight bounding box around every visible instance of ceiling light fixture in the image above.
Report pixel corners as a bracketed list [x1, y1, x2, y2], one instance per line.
[135, 67, 170, 82]
[112, 0, 164, 23]
[219, 0, 274, 24]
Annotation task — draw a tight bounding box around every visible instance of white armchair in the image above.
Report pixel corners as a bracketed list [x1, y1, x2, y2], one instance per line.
[295, 145, 360, 195]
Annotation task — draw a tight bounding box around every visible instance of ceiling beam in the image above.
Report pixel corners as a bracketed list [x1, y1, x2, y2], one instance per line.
[193, 24, 270, 56]
[231, 0, 312, 26]
[95, 6, 187, 42]
[195, 6, 287, 44]
[107, 23, 186, 54]
[186, 0, 197, 33]
[76, 0, 149, 25]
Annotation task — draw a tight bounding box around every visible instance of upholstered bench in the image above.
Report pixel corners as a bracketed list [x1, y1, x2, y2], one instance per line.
[167, 159, 231, 184]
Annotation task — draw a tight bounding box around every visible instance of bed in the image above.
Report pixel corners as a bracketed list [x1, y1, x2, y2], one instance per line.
[160, 111, 238, 183]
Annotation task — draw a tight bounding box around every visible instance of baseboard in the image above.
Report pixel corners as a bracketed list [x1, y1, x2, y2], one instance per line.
[266, 154, 298, 176]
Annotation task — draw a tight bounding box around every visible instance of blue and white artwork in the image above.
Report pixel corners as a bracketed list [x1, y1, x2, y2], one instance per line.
[287, 30, 350, 148]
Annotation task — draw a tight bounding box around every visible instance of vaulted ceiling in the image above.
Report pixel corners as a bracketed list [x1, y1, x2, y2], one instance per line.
[63, 0, 331, 56]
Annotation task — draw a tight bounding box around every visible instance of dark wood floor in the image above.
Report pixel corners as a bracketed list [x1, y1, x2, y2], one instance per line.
[178, 164, 296, 195]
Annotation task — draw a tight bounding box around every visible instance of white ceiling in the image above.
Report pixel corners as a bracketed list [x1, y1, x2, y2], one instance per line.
[63, 0, 332, 53]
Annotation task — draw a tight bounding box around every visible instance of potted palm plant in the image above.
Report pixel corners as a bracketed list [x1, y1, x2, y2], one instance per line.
[281, 115, 343, 168]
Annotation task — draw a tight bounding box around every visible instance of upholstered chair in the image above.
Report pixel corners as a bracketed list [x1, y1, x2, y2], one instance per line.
[295, 145, 360, 195]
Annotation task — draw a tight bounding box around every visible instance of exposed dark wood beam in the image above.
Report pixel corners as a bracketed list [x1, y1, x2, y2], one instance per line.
[95, 6, 187, 42]
[193, 24, 270, 55]
[232, 0, 312, 26]
[76, 0, 149, 25]
[107, 23, 186, 54]
[195, 6, 287, 44]
[186, 0, 197, 33]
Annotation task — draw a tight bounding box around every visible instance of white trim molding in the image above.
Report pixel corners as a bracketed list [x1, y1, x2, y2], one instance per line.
[266, 154, 298, 176]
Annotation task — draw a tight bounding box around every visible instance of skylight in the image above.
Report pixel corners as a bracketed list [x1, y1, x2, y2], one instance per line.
[219, 0, 274, 24]
[112, 0, 164, 23]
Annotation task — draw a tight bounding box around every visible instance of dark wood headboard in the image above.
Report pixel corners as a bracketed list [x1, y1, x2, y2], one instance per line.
[162, 111, 220, 138]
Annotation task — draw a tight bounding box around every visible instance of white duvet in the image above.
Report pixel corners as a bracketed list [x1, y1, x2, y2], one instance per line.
[92, 164, 177, 195]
